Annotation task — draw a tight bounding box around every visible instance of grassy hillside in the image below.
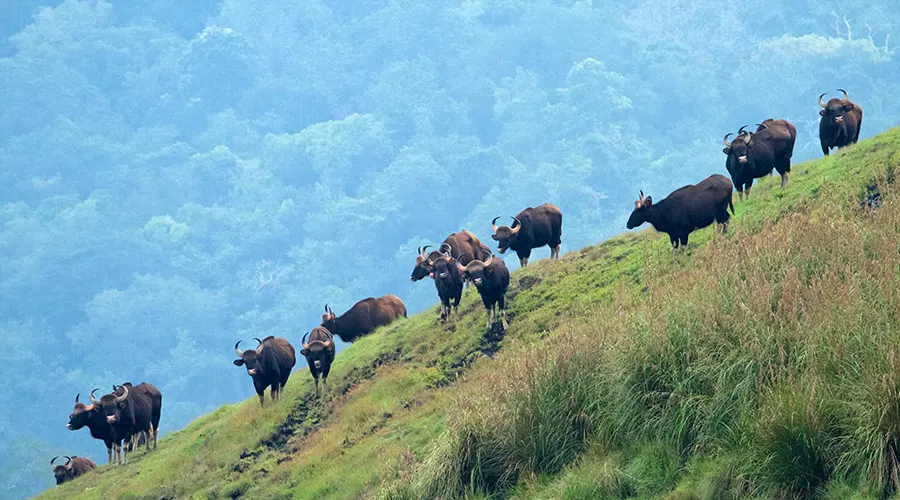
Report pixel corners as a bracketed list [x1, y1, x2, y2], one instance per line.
[39, 128, 900, 500]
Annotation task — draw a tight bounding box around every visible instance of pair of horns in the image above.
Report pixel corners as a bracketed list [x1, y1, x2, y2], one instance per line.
[416, 245, 432, 257]
[457, 253, 493, 274]
[301, 330, 333, 349]
[819, 88, 850, 108]
[492, 216, 522, 234]
[88, 385, 128, 405]
[50, 456, 72, 468]
[323, 304, 334, 316]
[233, 338, 262, 357]
[723, 124, 765, 147]
[428, 243, 455, 265]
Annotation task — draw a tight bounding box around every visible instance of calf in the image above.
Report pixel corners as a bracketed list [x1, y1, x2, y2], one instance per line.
[234, 336, 297, 406]
[51, 456, 96, 485]
[300, 326, 335, 396]
[626, 174, 734, 250]
[457, 254, 511, 330]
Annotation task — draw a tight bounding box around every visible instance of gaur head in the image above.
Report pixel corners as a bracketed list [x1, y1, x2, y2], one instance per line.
[457, 254, 494, 288]
[233, 338, 265, 376]
[626, 191, 653, 229]
[50, 456, 74, 485]
[491, 216, 522, 253]
[819, 89, 854, 125]
[429, 244, 458, 280]
[66, 393, 96, 431]
[722, 125, 754, 166]
[300, 329, 333, 370]
[410, 245, 435, 281]
[90, 386, 128, 424]
[321, 305, 337, 332]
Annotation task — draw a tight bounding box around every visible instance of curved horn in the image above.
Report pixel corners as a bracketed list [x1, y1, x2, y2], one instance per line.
[439, 242, 452, 256]
[482, 254, 493, 268]
[51, 456, 60, 467]
[253, 337, 262, 347]
[234, 340, 243, 357]
[64, 456, 72, 466]
[323, 339, 332, 348]
[115, 384, 128, 403]
[491, 216, 501, 233]
[723, 133, 734, 147]
[737, 125, 750, 135]
[819, 92, 828, 108]
[301, 331, 309, 348]
[89, 389, 100, 405]
[75, 393, 80, 404]
[416, 246, 421, 255]
[511, 216, 522, 234]
[756, 122, 769, 131]
[421, 245, 432, 255]
[838, 88, 849, 102]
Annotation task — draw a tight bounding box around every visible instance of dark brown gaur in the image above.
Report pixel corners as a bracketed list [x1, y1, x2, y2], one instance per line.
[818, 88, 862, 156]
[456, 253, 511, 330]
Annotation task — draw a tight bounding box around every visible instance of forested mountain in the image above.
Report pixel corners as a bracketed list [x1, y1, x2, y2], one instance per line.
[1, 1, 898, 496]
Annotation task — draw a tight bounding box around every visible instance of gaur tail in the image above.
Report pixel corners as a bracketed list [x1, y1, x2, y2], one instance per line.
[728, 196, 735, 215]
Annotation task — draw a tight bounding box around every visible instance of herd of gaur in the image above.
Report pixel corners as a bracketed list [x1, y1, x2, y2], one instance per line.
[51, 90, 863, 486]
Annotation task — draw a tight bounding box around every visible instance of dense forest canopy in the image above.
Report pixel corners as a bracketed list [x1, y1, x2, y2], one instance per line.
[1, 0, 898, 496]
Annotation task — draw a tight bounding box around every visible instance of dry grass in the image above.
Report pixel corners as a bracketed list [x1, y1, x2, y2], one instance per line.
[390, 132, 900, 498]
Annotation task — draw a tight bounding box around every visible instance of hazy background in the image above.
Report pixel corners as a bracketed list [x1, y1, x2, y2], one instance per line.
[1, 0, 898, 496]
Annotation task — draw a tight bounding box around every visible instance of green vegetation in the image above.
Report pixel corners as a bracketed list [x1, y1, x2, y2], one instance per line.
[39, 130, 900, 499]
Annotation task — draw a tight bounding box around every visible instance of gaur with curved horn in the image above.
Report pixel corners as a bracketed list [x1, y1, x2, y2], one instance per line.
[51, 455, 97, 485]
[233, 336, 296, 406]
[627, 174, 734, 251]
[490, 204, 562, 267]
[300, 326, 335, 396]
[818, 88, 862, 155]
[457, 253, 510, 330]
[321, 295, 407, 343]
[411, 230, 490, 283]
[723, 118, 797, 197]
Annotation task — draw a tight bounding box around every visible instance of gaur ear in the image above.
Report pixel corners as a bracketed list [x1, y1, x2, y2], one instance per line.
[300, 349, 309, 356]
[643, 196, 653, 207]
[491, 234, 498, 240]
[819, 109, 826, 116]
[842, 104, 854, 112]
[722, 147, 731, 155]
[233, 359, 244, 366]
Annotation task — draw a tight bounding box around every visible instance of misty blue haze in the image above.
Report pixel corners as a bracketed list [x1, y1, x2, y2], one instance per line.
[1, 0, 898, 496]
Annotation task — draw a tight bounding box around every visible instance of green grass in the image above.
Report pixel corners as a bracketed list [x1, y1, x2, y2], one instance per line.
[38, 128, 900, 499]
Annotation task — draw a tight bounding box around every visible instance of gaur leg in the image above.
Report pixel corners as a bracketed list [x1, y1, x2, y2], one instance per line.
[744, 184, 751, 199]
[821, 140, 830, 156]
[106, 441, 113, 464]
[122, 439, 128, 465]
[257, 392, 265, 407]
[314, 375, 320, 397]
[518, 248, 532, 267]
[551, 245, 561, 259]
[499, 296, 508, 330]
[146, 427, 152, 452]
[680, 234, 689, 249]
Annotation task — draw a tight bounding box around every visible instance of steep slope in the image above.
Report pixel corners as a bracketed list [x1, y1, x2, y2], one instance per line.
[37, 128, 900, 500]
